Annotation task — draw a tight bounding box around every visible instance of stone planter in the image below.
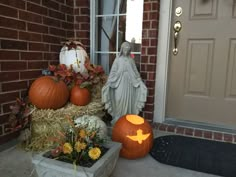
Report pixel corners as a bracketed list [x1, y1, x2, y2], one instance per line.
[32, 141, 121, 177]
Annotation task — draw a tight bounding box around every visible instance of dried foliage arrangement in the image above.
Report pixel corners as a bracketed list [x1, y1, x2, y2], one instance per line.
[7, 98, 34, 145]
[45, 116, 107, 167]
[7, 41, 108, 151]
[48, 60, 107, 88]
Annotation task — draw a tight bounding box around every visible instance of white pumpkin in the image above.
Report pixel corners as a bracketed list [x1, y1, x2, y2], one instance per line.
[74, 115, 108, 139]
[59, 41, 88, 74]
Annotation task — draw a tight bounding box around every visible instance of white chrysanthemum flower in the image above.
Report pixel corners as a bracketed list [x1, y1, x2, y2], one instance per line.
[74, 115, 107, 139]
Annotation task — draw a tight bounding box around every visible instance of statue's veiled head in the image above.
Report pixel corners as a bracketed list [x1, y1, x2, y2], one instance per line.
[119, 42, 131, 57]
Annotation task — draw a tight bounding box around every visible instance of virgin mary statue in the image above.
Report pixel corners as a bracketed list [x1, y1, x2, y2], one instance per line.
[102, 42, 147, 124]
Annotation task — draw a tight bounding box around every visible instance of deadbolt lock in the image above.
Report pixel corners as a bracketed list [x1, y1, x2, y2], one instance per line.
[175, 7, 182, 17]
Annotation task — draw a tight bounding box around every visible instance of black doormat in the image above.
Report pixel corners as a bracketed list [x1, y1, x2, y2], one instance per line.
[150, 135, 236, 177]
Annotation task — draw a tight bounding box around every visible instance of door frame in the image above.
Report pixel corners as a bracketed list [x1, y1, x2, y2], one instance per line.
[153, 0, 172, 123]
[153, 1, 236, 133]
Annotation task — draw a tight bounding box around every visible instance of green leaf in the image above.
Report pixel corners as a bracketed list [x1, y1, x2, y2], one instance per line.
[80, 81, 92, 88]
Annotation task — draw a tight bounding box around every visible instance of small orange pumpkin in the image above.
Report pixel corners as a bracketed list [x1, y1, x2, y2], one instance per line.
[29, 76, 69, 109]
[112, 114, 153, 159]
[70, 85, 91, 106]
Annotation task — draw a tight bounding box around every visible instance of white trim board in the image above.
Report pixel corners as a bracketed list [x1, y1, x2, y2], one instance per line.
[153, 0, 172, 123]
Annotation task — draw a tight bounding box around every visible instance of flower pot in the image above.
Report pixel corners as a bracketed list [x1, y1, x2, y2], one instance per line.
[32, 141, 121, 177]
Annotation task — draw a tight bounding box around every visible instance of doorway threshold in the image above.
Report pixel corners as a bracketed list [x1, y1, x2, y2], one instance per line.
[164, 118, 236, 134]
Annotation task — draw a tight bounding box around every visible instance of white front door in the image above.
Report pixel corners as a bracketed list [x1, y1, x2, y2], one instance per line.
[165, 0, 236, 127]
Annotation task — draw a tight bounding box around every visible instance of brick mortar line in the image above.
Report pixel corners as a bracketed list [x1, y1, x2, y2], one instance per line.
[154, 123, 236, 144]
[0, 11, 74, 25]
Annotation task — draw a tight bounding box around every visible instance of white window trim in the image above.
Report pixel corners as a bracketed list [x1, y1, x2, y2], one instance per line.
[90, 0, 96, 64]
[96, 13, 126, 17]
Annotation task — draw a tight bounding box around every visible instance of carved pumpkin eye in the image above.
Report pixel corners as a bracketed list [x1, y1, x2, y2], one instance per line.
[112, 114, 153, 159]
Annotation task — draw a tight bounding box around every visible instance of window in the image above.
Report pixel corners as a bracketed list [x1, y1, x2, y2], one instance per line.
[90, 0, 144, 73]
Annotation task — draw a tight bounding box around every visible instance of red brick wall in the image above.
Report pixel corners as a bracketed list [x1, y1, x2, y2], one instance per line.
[0, 0, 84, 145]
[141, 0, 159, 122]
[74, 0, 90, 53]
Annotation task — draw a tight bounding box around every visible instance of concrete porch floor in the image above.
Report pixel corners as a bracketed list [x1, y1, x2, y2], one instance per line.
[0, 130, 221, 177]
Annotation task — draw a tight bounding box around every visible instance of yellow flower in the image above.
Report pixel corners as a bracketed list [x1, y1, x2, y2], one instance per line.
[88, 147, 101, 160]
[74, 141, 87, 153]
[79, 129, 86, 138]
[63, 143, 73, 154]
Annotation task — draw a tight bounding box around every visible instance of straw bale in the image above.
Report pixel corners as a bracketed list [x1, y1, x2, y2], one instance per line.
[27, 100, 105, 151]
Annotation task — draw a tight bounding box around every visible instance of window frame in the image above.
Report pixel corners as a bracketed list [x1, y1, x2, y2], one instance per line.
[90, 0, 142, 69]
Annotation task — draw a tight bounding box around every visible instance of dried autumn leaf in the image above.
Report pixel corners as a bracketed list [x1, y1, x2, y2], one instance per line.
[8, 114, 18, 128]
[16, 98, 26, 106]
[92, 76, 100, 84]
[94, 65, 104, 74]
[10, 105, 20, 114]
[48, 65, 56, 72]
[76, 79, 83, 86]
[58, 64, 67, 70]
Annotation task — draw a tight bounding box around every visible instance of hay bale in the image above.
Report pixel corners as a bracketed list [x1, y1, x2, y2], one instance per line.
[27, 100, 105, 151]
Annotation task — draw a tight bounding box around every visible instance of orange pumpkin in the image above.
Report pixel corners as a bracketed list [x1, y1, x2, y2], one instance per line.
[29, 76, 69, 109]
[112, 114, 153, 159]
[70, 85, 91, 106]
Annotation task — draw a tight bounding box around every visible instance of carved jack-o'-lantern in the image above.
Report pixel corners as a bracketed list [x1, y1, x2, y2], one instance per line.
[112, 114, 153, 159]
[59, 41, 88, 74]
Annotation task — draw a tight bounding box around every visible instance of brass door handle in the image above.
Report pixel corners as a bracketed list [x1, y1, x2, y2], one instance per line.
[173, 21, 182, 55]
